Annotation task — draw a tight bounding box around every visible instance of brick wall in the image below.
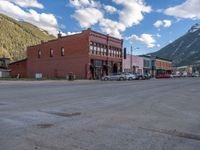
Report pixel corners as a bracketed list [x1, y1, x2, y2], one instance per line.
[9, 59, 27, 78]
[155, 59, 172, 70]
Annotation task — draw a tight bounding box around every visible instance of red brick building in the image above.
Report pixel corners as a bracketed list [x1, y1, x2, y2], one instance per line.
[9, 59, 27, 78]
[152, 56, 173, 77]
[10, 29, 123, 79]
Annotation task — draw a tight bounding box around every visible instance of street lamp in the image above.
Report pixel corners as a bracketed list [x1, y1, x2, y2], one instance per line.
[130, 46, 139, 73]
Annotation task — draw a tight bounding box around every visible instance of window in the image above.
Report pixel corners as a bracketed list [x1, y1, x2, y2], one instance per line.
[119, 49, 122, 57]
[103, 45, 107, 55]
[109, 46, 112, 56]
[93, 60, 103, 67]
[100, 44, 104, 55]
[38, 50, 41, 58]
[94, 42, 97, 51]
[50, 49, 54, 57]
[61, 47, 64, 56]
[116, 50, 119, 57]
[97, 43, 100, 52]
[90, 42, 93, 51]
[111, 47, 114, 56]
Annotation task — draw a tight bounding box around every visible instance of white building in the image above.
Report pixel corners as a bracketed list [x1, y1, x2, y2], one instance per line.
[123, 54, 143, 74]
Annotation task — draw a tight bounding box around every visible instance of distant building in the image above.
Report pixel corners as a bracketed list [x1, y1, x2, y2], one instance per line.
[9, 29, 123, 79]
[192, 60, 200, 74]
[123, 54, 143, 74]
[141, 55, 152, 74]
[0, 57, 10, 77]
[152, 56, 173, 77]
[175, 65, 193, 76]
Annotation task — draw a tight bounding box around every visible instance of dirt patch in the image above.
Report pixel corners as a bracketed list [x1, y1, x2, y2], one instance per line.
[140, 127, 200, 141]
[36, 123, 54, 128]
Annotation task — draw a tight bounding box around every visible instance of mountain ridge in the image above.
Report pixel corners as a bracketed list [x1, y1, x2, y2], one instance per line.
[0, 13, 55, 61]
[152, 23, 200, 66]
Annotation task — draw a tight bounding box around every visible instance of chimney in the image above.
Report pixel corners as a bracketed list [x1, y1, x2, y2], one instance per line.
[58, 31, 62, 38]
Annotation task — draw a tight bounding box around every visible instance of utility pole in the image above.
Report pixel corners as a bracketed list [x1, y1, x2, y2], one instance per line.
[131, 46, 133, 73]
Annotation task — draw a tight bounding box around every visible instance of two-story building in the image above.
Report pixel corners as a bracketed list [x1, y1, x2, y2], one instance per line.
[152, 56, 173, 77]
[9, 29, 123, 79]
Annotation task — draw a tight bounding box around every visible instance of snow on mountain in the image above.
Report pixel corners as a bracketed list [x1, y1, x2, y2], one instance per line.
[188, 23, 200, 33]
[152, 23, 200, 66]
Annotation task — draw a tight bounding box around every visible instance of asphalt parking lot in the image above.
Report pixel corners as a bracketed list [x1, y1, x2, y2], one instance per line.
[0, 78, 200, 150]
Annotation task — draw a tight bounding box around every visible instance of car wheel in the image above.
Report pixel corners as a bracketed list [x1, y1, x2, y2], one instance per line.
[128, 77, 133, 80]
[139, 76, 143, 80]
[104, 77, 109, 81]
[119, 77, 124, 81]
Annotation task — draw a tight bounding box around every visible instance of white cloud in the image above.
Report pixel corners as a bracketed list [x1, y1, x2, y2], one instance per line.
[164, 0, 200, 19]
[66, 31, 81, 35]
[69, 0, 100, 8]
[72, 7, 103, 28]
[99, 18, 126, 38]
[56, 31, 81, 37]
[153, 20, 172, 28]
[103, 5, 117, 14]
[113, 0, 152, 27]
[0, 0, 58, 35]
[70, 0, 152, 38]
[163, 20, 172, 27]
[126, 33, 156, 48]
[7, 0, 44, 9]
[154, 20, 163, 28]
[70, 0, 103, 29]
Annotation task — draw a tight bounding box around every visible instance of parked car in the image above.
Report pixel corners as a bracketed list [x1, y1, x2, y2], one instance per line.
[143, 73, 151, 80]
[172, 74, 181, 78]
[192, 73, 200, 77]
[102, 72, 126, 81]
[135, 73, 145, 80]
[123, 72, 136, 80]
[180, 72, 188, 77]
[133, 73, 151, 80]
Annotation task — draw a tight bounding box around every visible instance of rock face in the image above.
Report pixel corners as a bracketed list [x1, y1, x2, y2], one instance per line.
[152, 23, 200, 66]
[0, 13, 55, 61]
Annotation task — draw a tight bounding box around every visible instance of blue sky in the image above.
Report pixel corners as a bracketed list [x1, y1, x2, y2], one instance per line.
[0, 0, 200, 55]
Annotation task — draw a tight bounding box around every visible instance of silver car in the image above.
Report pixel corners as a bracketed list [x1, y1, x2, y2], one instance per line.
[102, 73, 126, 81]
[124, 72, 136, 80]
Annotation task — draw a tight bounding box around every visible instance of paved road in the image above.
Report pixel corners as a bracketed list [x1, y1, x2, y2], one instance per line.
[0, 78, 200, 150]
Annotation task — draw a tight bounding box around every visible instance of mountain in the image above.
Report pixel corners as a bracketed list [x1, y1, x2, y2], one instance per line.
[0, 13, 55, 61]
[152, 23, 200, 66]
